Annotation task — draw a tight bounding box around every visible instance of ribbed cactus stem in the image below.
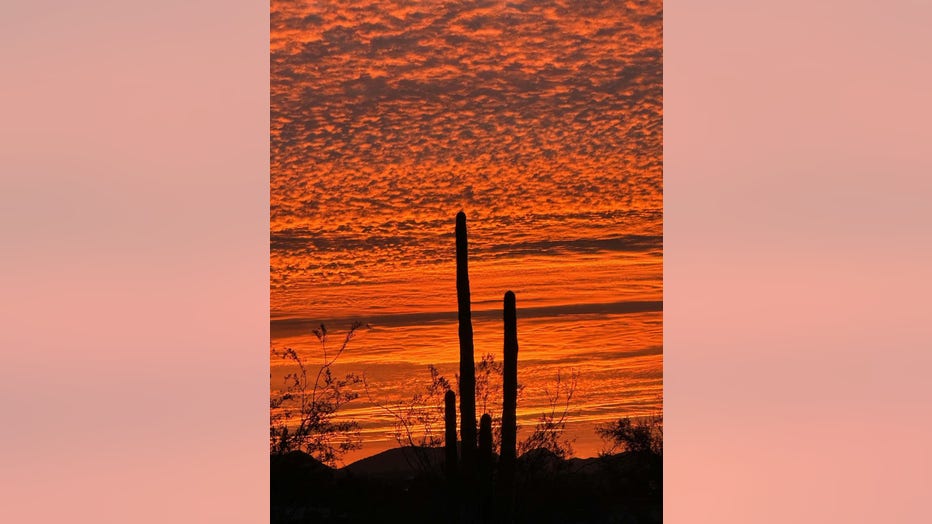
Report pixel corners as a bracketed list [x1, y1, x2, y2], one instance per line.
[456, 211, 477, 470]
[444, 389, 458, 478]
[500, 290, 519, 491]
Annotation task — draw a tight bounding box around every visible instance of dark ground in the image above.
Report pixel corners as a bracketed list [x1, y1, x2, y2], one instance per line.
[271, 447, 661, 523]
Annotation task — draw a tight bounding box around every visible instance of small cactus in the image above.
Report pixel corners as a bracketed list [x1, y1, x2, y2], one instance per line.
[444, 389, 458, 478]
[478, 413, 493, 476]
[478, 413, 494, 522]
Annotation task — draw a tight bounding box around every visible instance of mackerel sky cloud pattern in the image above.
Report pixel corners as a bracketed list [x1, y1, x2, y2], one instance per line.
[272, 0, 662, 318]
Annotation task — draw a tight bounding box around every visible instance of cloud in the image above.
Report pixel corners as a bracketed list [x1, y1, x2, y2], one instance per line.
[271, 0, 663, 318]
[271, 299, 662, 338]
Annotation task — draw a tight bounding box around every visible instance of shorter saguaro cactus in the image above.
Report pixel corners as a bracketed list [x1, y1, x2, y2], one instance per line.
[478, 413, 492, 476]
[444, 389, 458, 478]
[478, 413, 494, 521]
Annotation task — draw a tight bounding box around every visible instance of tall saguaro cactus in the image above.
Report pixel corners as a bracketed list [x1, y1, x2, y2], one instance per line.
[500, 290, 519, 493]
[444, 389, 458, 478]
[455, 211, 478, 471]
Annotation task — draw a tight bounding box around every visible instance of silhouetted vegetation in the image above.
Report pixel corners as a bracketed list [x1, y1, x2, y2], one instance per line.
[366, 364, 451, 474]
[478, 412, 494, 520]
[444, 389, 458, 478]
[456, 210, 478, 477]
[475, 352, 524, 449]
[518, 370, 578, 460]
[270, 213, 661, 523]
[597, 413, 663, 457]
[271, 446, 661, 523]
[500, 290, 519, 511]
[270, 322, 366, 466]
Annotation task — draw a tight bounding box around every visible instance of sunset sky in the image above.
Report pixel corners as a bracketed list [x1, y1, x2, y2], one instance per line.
[271, 0, 662, 462]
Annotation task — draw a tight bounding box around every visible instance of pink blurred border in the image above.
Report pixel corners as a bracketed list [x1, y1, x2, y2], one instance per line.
[2, 0, 931, 522]
[0, 1, 269, 522]
[666, 0, 932, 522]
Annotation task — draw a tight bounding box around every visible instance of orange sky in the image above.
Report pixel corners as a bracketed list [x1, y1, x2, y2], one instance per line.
[271, 0, 662, 463]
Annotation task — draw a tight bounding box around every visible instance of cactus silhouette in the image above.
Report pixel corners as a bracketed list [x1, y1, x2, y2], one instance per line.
[500, 290, 519, 518]
[453, 214, 523, 522]
[478, 413, 493, 477]
[456, 211, 478, 474]
[478, 413, 494, 521]
[444, 389, 458, 478]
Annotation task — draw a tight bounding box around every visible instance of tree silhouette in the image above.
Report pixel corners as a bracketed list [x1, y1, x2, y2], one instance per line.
[597, 413, 663, 456]
[518, 370, 579, 460]
[269, 322, 366, 466]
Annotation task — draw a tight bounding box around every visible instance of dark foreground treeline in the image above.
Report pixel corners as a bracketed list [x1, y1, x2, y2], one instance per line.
[271, 446, 661, 524]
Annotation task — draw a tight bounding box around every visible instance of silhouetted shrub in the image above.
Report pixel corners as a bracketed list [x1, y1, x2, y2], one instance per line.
[270, 322, 366, 465]
[597, 413, 663, 456]
[366, 364, 451, 475]
[518, 370, 579, 460]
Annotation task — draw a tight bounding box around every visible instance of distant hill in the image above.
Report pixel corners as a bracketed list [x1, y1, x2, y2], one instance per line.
[341, 445, 446, 478]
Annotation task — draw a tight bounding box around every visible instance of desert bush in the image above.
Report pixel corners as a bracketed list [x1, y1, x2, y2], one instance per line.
[597, 413, 663, 456]
[518, 370, 578, 460]
[475, 352, 525, 449]
[270, 322, 366, 466]
[372, 364, 451, 449]
[364, 363, 452, 474]
[380, 353, 523, 449]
